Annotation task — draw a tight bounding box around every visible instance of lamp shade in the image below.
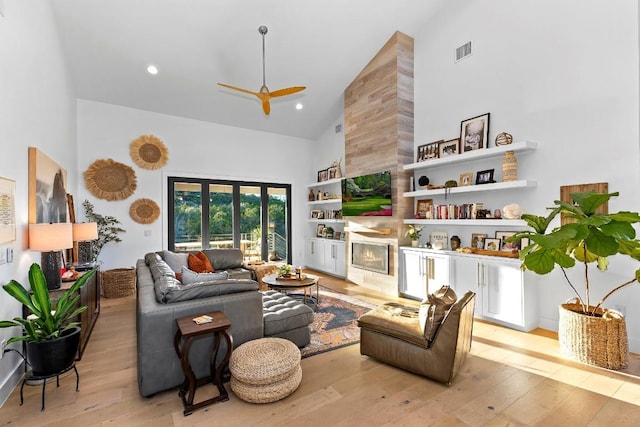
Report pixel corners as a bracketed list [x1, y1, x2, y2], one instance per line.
[29, 223, 73, 251]
[73, 222, 98, 242]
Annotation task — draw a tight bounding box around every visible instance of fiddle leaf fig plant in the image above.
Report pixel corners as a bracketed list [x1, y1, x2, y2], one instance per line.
[0, 263, 95, 343]
[508, 191, 640, 315]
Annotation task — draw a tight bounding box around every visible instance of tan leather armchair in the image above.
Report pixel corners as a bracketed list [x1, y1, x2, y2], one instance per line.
[357, 291, 475, 385]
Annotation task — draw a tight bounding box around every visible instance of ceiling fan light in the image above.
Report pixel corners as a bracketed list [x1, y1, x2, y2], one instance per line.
[296, 103, 303, 110]
[146, 64, 158, 75]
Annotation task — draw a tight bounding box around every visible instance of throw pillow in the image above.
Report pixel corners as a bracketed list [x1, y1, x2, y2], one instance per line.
[187, 251, 215, 273]
[419, 285, 457, 344]
[162, 250, 189, 273]
[181, 266, 229, 285]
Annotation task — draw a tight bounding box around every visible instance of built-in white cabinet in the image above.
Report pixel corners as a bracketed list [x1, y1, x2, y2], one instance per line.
[452, 254, 538, 331]
[400, 247, 538, 331]
[305, 178, 346, 277]
[305, 237, 346, 278]
[399, 248, 452, 300]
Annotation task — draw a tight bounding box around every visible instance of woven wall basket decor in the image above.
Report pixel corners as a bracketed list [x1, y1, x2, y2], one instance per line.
[130, 134, 169, 170]
[84, 158, 137, 201]
[129, 198, 160, 224]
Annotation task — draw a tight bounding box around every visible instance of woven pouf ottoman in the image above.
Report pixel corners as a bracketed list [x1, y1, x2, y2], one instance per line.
[229, 337, 302, 404]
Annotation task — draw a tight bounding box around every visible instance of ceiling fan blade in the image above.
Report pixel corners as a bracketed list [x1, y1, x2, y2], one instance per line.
[262, 98, 271, 115]
[217, 83, 260, 97]
[268, 86, 306, 98]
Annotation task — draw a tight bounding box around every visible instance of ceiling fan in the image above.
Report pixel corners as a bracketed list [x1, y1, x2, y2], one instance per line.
[218, 26, 306, 115]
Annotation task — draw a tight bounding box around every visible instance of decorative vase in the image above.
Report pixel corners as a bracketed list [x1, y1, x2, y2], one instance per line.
[411, 240, 419, 247]
[502, 151, 517, 182]
[558, 303, 628, 370]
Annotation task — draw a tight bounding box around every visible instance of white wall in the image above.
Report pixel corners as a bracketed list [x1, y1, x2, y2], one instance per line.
[413, 0, 640, 350]
[0, 1, 78, 405]
[76, 100, 314, 269]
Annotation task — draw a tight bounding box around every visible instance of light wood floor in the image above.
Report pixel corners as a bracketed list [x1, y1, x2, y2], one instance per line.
[2, 271, 640, 426]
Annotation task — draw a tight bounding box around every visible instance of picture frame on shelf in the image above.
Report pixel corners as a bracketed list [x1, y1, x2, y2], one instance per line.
[316, 224, 326, 237]
[417, 140, 443, 162]
[310, 209, 323, 219]
[438, 139, 460, 157]
[460, 113, 490, 152]
[495, 231, 519, 250]
[483, 237, 501, 251]
[334, 231, 342, 240]
[415, 198, 433, 219]
[459, 172, 473, 187]
[471, 233, 488, 249]
[328, 166, 338, 180]
[430, 231, 448, 250]
[475, 168, 495, 185]
[317, 169, 328, 182]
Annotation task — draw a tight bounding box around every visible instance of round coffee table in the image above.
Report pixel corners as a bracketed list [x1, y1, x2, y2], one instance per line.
[262, 273, 319, 306]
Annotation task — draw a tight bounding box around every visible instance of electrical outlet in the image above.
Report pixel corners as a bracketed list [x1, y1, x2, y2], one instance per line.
[6, 248, 13, 263]
[0, 339, 6, 359]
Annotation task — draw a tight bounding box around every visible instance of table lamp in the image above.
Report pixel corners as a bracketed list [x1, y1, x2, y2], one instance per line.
[73, 222, 98, 264]
[29, 222, 73, 290]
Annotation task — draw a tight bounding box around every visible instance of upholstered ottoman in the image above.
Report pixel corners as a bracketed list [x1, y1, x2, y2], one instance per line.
[229, 337, 302, 403]
[262, 290, 314, 347]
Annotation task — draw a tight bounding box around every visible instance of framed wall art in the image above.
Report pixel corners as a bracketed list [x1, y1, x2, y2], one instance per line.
[460, 113, 490, 152]
[28, 147, 68, 224]
[317, 169, 328, 182]
[559, 182, 608, 225]
[438, 138, 460, 157]
[0, 177, 16, 244]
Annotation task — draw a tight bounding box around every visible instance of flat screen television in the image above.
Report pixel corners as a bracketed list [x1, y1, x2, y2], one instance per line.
[341, 170, 392, 216]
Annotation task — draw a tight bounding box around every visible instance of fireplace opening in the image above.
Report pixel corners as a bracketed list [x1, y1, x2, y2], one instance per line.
[351, 242, 389, 275]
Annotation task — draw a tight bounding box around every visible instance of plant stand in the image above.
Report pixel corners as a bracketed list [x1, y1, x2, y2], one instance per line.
[20, 364, 79, 411]
[558, 303, 628, 370]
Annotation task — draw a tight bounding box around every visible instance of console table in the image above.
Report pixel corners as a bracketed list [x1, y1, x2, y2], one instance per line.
[49, 266, 101, 360]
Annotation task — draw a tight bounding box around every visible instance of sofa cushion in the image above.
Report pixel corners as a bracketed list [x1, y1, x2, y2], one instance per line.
[154, 275, 259, 303]
[188, 251, 215, 273]
[148, 257, 176, 282]
[419, 285, 457, 344]
[202, 249, 243, 270]
[181, 266, 229, 285]
[357, 303, 425, 347]
[162, 250, 189, 273]
[145, 252, 162, 266]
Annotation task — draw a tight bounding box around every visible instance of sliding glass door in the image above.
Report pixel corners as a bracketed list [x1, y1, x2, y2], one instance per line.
[169, 177, 291, 263]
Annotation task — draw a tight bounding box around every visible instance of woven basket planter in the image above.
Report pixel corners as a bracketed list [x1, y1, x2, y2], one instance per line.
[558, 303, 628, 370]
[101, 267, 136, 298]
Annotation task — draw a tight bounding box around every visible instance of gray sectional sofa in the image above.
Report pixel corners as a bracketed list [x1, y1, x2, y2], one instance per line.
[136, 249, 313, 397]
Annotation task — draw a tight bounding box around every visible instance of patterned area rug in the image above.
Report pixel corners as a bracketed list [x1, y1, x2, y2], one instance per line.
[300, 288, 377, 358]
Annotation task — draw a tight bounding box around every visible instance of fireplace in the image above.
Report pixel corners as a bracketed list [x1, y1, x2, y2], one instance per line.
[351, 242, 389, 275]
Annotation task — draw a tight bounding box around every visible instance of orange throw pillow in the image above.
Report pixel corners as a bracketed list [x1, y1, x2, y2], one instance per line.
[188, 251, 214, 273]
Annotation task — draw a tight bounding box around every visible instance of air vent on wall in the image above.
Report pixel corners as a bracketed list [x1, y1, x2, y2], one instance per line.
[455, 41, 472, 63]
[335, 123, 343, 133]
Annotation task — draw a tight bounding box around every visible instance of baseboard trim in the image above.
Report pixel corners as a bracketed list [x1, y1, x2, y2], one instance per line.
[0, 359, 24, 408]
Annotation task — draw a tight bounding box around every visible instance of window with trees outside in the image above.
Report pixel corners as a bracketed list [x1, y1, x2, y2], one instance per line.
[168, 177, 291, 263]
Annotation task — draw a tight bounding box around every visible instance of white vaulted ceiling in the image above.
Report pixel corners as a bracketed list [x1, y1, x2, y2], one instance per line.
[50, 0, 446, 140]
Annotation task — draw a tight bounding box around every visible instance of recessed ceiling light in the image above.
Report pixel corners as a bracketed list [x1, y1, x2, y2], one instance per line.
[296, 103, 303, 110]
[146, 65, 158, 75]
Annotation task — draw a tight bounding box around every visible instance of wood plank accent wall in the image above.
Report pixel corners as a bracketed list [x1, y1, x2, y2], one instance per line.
[343, 31, 414, 295]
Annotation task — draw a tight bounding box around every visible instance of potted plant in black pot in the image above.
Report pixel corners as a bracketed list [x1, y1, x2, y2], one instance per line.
[0, 263, 95, 376]
[509, 191, 640, 369]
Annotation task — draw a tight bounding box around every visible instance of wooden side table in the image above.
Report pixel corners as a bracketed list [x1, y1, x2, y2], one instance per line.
[173, 311, 233, 416]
